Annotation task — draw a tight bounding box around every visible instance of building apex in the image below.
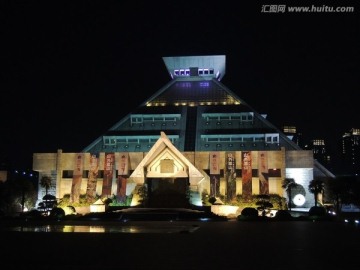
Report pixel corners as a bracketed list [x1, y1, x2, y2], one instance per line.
[162, 55, 226, 81]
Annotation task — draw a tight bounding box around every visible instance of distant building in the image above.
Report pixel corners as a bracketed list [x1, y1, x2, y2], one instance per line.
[304, 139, 332, 171]
[33, 55, 335, 209]
[341, 128, 360, 175]
[282, 125, 304, 148]
[282, 126, 334, 171]
[0, 158, 38, 186]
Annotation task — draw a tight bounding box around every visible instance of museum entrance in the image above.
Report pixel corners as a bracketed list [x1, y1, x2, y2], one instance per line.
[146, 177, 190, 208]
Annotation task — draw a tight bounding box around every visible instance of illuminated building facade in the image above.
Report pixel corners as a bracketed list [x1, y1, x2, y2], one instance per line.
[33, 55, 335, 209]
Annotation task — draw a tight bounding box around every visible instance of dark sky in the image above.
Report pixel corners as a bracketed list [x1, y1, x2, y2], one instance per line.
[1, 1, 359, 169]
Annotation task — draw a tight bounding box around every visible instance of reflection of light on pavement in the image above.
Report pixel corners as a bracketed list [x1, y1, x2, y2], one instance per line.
[5, 225, 200, 234]
[293, 194, 305, 206]
[63, 225, 74, 232]
[129, 227, 139, 233]
[90, 226, 105, 233]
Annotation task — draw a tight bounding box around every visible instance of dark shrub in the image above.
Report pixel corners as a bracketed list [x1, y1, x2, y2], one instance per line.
[237, 207, 259, 221]
[21, 209, 44, 219]
[274, 210, 292, 220]
[50, 207, 65, 219]
[308, 206, 326, 216]
[241, 207, 258, 217]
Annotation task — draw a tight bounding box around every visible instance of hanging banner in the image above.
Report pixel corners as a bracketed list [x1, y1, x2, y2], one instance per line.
[102, 152, 115, 196]
[86, 153, 99, 202]
[209, 152, 220, 197]
[225, 152, 236, 202]
[118, 152, 129, 176]
[242, 151, 252, 198]
[117, 176, 127, 203]
[210, 152, 220, 175]
[116, 153, 128, 203]
[71, 153, 83, 203]
[259, 151, 269, 194]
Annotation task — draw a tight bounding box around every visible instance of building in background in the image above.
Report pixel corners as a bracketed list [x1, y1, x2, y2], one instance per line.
[341, 128, 360, 175]
[33, 55, 335, 209]
[282, 125, 304, 148]
[304, 139, 332, 172]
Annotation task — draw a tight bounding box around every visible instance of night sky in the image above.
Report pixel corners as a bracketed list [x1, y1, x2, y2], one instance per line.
[1, 1, 359, 169]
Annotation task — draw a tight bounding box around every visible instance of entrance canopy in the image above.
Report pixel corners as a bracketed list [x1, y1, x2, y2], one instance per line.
[130, 132, 204, 185]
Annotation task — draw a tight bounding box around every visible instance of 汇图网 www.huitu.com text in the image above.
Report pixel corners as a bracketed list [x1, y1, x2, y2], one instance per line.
[261, 5, 355, 13]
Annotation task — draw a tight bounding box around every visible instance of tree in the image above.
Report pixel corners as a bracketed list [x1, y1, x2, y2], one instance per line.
[327, 176, 349, 213]
[328, 175, 360, 213]
[40, 176, 52, 196]
[308, 179, 325, 207]
[0, 178, 37, 215]
[281, 178, 297, 211]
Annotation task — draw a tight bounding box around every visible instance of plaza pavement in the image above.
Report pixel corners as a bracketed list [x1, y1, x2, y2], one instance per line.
[1, 216, 360, 270]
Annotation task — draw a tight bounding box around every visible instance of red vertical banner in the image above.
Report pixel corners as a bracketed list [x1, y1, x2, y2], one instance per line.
[259, 151, 269, 194]
[210, 152, 220, 197]
[86, 153, 99, 203]
[117, 176, 127, 203]
[117, 153, 128, 202]
[210, 152, 220, 175]
[71, 153, 83, 203]
[102, 152, 115, 197]
[118, 153, 129, 176]
[242, 151, 252, 199]
[225, 152, 236, 202]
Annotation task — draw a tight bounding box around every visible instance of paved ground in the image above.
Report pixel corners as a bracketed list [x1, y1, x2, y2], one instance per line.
[1, 219, 360, 270]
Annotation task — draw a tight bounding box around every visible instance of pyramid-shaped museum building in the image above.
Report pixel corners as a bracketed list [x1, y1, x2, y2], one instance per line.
[33, 55, 335, 209]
